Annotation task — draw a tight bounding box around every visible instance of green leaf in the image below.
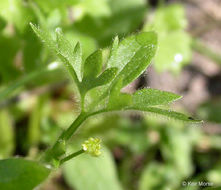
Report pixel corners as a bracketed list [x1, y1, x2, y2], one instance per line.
[132, 88, 181, 107]
[79, 48, 119, 95]
[109, 77, 123, 102]
[80, 67, 118, 95]
[120, 44, 156, 86]
[30, 23, 79, 85]
[107, 35, 140, 71]
[86, 32, 157, 112]
[136, 31, 158, 45]
[0, 158, 50, 190]
[129, 107, 202, 123]
[73, 42, 83, 80]
[109, 36, 119, 59]
[63, 147, 122, 190]
[109, 31, 157, 87]
[63, 31, 97, 59]
[107, 77, 132, 109]
[95, 67, 118, 86]
[30, 23, 57, 52]
[83, 50, 102, 78]
[56, 28, 83, 81]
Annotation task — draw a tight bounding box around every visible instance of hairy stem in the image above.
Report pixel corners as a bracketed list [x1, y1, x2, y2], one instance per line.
[61, 113, 88, 141]
[42, 102, 109, 163]
[42, 112, 88, 162]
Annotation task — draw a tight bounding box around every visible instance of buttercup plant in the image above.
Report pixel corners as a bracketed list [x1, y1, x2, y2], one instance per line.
[0, 23, 201, 190]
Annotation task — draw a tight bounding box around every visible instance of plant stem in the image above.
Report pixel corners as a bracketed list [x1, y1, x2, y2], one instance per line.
[43, 112, 88, 162]
[60, 149, 84, 165]
[63, 113, 88, 141]
[192, 39, 221, 66]
[42, 106, 109, 163]
[80, 93, 85, 112]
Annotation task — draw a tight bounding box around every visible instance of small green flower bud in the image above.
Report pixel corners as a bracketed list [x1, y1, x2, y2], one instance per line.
[82, 137, 101, 157]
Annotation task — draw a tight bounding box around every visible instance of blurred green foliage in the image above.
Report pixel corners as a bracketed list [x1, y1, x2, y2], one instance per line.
[63, 146, 123, 190]
[0, 109, 14, 158]
[197, 99, 221, 124]
[143, 4, 192, 73]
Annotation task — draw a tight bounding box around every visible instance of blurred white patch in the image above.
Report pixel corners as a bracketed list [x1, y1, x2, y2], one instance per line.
[174, 53, 183, 63]
[48, 62, 59, 70]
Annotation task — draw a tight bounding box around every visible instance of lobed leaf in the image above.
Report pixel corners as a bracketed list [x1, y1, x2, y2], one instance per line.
[73, 42, 83, 80]
[132, 88, 181, 107]
[30, 23, 57, 52]
[109, 77, 124, 103]
[129, 107, 202, 123]
[56, 28, 83, 81]
[107, 35, 141, 71]
[107, 77, 132, 110]
[109, 36, 119, 59]
[83, 50, 102, 78]
[80, 67, 118, 95]
[95, 67, 118, 87]
[30, 23, 80, 85]
[87, 32, 158, 112]
[108, 31, 157, 87]
[0, 158, 50, 190]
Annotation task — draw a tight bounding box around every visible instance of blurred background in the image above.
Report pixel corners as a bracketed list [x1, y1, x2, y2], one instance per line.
[0, 0, 221, 189]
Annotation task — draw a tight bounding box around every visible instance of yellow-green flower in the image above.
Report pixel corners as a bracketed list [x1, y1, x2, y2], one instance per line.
[82, 137, 101, 157]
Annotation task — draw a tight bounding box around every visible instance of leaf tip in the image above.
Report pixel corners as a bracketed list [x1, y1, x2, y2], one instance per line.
[187, 116, 203, 123]
[136, 31, 158, 46]
[175, 94, 182, 101]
